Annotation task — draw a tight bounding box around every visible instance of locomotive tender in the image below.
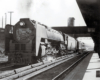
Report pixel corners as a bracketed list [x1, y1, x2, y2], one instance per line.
[5, 18, 84, 65]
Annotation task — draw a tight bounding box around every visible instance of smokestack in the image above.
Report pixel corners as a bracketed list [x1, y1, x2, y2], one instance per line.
[68, 17, 75, 27]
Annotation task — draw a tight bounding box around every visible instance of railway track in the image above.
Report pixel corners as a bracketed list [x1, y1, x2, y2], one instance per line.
[27, 52, 89, 80]
[0, 62, 13, 70]
[52, 52, 89, 80]
[0, 53, 78, 80]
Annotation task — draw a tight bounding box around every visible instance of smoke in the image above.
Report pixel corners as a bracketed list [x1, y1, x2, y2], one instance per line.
[17, 0, 46, 18]
[17, 0, 33, 18]
[16, 0, 86, 26]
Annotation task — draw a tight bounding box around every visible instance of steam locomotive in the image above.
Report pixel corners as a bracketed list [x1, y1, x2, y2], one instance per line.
[5, 18, 85, 65]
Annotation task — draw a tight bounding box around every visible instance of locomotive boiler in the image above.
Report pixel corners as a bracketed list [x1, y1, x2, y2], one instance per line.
[5, 18, 84, 65]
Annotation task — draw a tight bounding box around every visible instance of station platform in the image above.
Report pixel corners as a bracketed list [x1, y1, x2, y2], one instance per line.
[63, 52, 100, 80]
[83, 53, 100, 80]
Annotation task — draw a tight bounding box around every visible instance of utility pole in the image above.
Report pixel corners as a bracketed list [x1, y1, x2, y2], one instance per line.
[2, 16, 3, 28]
[8, 11, 13, 25]
[5, 13, 7, 26]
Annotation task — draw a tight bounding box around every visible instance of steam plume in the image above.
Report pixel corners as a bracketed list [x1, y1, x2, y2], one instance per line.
[17, 0, 33, 18]
[16, 0, 86, 26]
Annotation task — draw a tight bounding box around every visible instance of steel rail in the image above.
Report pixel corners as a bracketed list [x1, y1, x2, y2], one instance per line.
[52, 52, 89, 80]
[0, 54, 77, 80]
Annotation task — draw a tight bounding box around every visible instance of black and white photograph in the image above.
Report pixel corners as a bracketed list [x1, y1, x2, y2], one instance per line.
[0, 0, 99, 80]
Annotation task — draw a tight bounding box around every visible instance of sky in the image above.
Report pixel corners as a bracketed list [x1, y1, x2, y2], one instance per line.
[0, 0, 86, 28]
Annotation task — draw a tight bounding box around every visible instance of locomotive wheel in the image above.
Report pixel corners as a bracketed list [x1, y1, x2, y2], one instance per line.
[61, 51, 65, 55]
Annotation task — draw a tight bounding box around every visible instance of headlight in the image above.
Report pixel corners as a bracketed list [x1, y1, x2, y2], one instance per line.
[20, 22, 25, 26]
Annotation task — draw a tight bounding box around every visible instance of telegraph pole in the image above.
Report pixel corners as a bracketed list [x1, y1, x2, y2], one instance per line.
[2, 16, 3, 28]
[5, 13, 7, 26]
[8, 11, 13, 25]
